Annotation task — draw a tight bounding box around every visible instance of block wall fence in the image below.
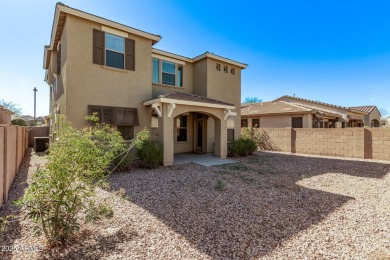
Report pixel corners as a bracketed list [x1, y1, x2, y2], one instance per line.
[254, 128, 390, 161]
[0, 126, 28, 206]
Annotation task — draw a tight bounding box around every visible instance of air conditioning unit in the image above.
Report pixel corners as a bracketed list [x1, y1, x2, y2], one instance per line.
[33, 137, 50, 153]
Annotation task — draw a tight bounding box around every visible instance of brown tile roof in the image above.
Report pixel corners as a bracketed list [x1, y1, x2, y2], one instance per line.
[145, 91, 235, 107]
[241, 101, 343, 118]
[287, 102, 342, 117]
[241, 101, 311, 116]
[349, 106, 376, 113]
[274, 95, 349, 110]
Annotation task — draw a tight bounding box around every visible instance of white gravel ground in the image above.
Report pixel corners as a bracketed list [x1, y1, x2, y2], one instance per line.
[1, 149, 389, 259]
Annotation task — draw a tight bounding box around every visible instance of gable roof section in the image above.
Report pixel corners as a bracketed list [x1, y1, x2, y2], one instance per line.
[275, 95, 379, 115]
[274, 95, 348, 110]
[44, 4, 248, 71]
[349, 106, 376, 113]
[44, 3, 162, 69]
[143, 92, 235, 109]
[152, 49, 248, 69]
[241, 101, 343, 118]
[192, 52, 248, 69]
[241, 101, 311, 116]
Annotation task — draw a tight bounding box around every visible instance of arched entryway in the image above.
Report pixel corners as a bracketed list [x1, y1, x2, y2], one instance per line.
[143, 92, 237, 166]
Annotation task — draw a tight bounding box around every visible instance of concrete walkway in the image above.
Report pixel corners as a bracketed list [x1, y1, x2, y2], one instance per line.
[174, 153, 238, 167]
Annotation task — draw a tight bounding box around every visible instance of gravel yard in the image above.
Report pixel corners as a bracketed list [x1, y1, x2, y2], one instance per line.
[1, 149, 390, 259]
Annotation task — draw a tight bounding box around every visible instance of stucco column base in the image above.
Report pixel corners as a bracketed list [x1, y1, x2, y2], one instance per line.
[214, 119, 227, 158]
[158, 104, 174, 166]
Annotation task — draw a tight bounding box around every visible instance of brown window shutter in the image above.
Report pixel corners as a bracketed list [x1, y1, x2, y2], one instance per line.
[125, 38, 135, 71]
[57, 43, 61, 75]
[93, 29, 105, 65]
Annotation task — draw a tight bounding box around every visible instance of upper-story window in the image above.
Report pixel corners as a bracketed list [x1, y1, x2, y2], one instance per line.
[105, 33, 125, 69]
[177, 65, 183, 87]
[152, 58, 159, 84]
[153, 58, 183, 87]
[216, 63, 221, 71]
[230, 68, 235, 75]
[93, 29, 135, 71]
[223, 65, 228, 73]
[162, 61, 175, 86]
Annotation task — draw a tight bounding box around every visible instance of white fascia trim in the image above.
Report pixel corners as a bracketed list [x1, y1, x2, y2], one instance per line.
[144, 98, 235, 110]
[152, 53, 186, 65]
[57, 5, 161, 43]
[193, 53, 248, 69]
[152, 49, 192, 63]
[101, 26, 128, 38]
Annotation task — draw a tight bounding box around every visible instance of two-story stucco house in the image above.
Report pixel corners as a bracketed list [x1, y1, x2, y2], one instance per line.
[43, 3, 247, 166]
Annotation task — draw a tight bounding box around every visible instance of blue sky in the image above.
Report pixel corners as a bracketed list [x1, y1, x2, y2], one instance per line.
[1, 0, 389, 116]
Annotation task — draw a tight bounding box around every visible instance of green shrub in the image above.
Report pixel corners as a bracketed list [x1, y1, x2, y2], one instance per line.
[137, 139, 163, 168]
[112, 147, 133, 172]
[228, 138, 257, 157]
[11, 118, 27, 126]
[16, 114, 137, 246]
[215, 179, 226, 191]
[241, 127, 277, 150]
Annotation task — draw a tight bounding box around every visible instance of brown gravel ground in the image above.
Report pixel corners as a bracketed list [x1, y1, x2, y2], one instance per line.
[1, 149, 389, 259]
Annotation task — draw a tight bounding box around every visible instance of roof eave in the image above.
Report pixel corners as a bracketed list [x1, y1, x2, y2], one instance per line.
[44, 3, 163, 70]
[192, 52, 248, 69]
[143, 97, 236, 110]
[57, 4, 161, 43]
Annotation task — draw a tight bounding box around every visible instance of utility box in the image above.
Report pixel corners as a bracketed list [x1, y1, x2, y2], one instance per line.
[33, 137, 50, 152]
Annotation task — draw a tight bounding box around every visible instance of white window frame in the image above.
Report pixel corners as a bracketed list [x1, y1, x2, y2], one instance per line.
[105, 33, 125, 69]
[153, 58, 184, 88]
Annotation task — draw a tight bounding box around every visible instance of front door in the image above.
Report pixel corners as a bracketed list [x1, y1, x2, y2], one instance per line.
[194, 118, 204, 153]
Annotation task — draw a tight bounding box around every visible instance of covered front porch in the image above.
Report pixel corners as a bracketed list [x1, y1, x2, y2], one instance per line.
[143, 92, 237, 166]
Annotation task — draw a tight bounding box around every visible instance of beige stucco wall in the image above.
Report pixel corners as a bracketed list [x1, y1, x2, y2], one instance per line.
[59, 15, 154, 131]
[244, 114, 312, 128]
[54, 18, 68, 118]
[193, 59, 208, 97]
[205, 58, 241, 140]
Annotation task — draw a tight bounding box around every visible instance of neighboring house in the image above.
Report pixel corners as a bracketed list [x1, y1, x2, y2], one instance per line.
[349, 106, 381, 127]
[241, 101, 341, 128]
[242, 95, 381, 128]
[0, 106, 13, 125]
[43, 3, 247, 166]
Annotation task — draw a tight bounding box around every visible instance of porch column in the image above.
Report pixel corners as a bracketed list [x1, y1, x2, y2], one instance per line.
[214, 118, 227, 158]
[158, 104, 174, 166]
